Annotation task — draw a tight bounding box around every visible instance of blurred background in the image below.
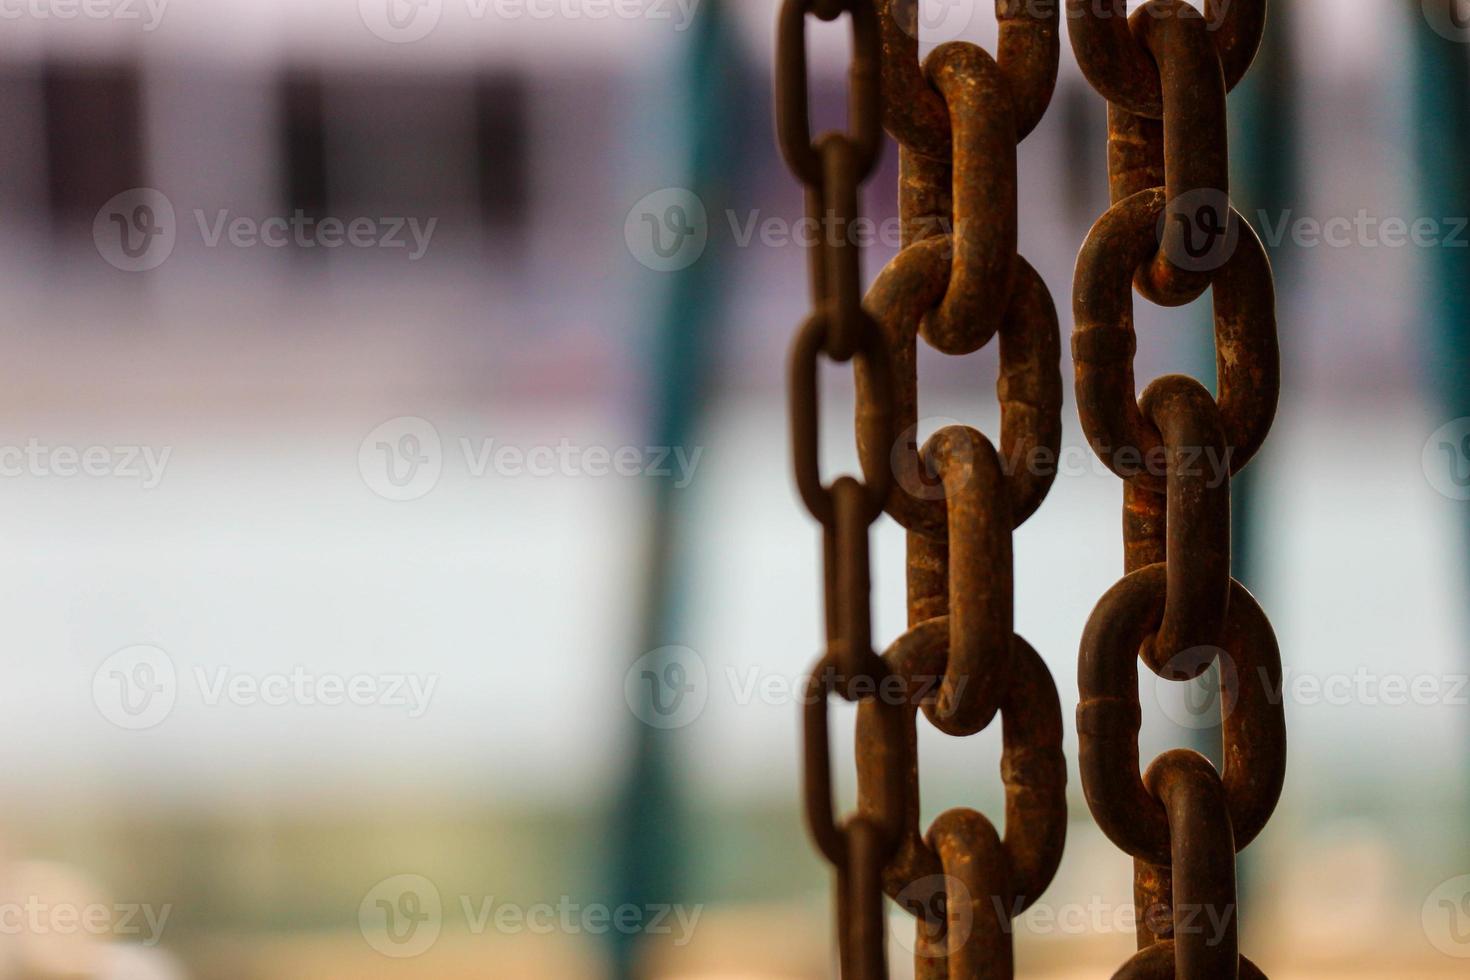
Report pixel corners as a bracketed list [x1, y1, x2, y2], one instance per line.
[0, 0, 1465, 976]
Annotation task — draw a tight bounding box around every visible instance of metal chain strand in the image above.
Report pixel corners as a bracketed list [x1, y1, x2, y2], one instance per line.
[778, 0, 1067, 975]
[1070, 3, 1286, 977]
[862, 2, 1063, 976]
[779, 2, 903, 974]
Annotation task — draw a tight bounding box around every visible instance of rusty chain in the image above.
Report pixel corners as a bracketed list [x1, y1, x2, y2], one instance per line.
[779, 1, 1066, 975]
[1072, 2, 1286, 978]
[779, 2, 1286, 975]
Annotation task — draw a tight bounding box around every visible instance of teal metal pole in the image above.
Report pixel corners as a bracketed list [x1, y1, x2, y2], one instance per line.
[1409, 4, 1470, 412]
[1407, 1, 1470, 869]
[1229, 0, 1300, 595]
[607, 3, 743, 977]
[1225, 0, 1300, 929]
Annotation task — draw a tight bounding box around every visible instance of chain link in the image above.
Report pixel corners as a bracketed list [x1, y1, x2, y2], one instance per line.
[1071, 2, 1286, 977]
[779, 0, 1066, 975]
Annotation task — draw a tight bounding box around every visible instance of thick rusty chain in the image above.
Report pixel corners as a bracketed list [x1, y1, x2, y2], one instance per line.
[1070, 1, 1286, 977]
[778, 1, 1067, 975]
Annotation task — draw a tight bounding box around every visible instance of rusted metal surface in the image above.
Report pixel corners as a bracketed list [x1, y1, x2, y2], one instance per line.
[777, 0, 882, 361]
[1130, 0, 1230, 307]
[1077, 569, 1286, 867]
[1071, 3, 1286, 972]
[859, 250, 1061, 538]
[856, 623, 1065, 911]
[876, 0, 1058, 157]
[776, 0, 881, 184]
[1078, 0, 1256, 308]
[920, 426, 1013, 735]
[1073, 187, 1279, 494]
[782, 1, 1291, 975]
[920, 43, 1017, 355]
[782, 0, 1065, 975]
[1145, 751, 1238, 978]
[1067, 0, 1264, 118]
[1137, 375, 1230, 675]
[924, 809, 1014, 980]
[779, 2, 901, 973]
[1115, 940, 1269, 980]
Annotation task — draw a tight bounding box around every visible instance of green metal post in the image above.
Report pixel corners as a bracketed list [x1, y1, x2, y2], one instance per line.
[607, 4, 743, 977]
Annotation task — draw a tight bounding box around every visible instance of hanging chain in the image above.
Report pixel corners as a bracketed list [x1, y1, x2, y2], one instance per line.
[1070, 1, 1287, 977]
[778, 1, 1066, 975]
